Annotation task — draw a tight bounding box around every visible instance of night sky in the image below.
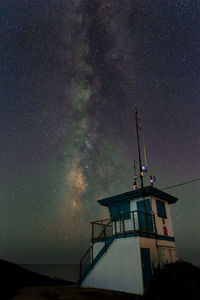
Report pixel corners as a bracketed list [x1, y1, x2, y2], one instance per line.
[0, 0, 200, 265]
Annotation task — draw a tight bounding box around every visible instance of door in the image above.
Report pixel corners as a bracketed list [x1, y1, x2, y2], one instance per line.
[137, 199, 154, 232]
[159, 247, 178, 265]
[141, 248, 152, 287]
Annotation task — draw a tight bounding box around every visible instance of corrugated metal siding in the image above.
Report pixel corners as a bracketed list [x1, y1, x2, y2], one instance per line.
[82, 236, 144, 294]
[93, 242, 104, 259]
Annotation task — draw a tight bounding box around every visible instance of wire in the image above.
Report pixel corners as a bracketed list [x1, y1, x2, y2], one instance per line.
[161, 177, 200, 191]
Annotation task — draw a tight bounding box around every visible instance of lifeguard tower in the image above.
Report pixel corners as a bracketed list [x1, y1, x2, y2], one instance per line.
[79, 108, 178, 294]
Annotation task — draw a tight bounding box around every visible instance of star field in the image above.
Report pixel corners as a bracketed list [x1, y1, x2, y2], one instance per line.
[0, 0, 199, 265]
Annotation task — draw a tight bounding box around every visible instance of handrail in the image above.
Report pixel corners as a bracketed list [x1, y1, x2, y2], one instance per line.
[90, 218, 110, 224]
[91, 210, 156, 239]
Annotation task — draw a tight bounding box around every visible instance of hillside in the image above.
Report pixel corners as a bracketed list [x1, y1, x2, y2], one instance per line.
[0, 260, 72, 299]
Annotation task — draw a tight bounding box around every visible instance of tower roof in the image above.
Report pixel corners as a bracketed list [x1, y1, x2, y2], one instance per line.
[98, 186, 178, 207]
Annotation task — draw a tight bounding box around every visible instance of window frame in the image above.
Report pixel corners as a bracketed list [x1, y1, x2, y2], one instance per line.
[156, 199, 167, 219]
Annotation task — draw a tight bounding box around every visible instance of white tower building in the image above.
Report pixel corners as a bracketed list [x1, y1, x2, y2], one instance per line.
[79, 186, 178, 295]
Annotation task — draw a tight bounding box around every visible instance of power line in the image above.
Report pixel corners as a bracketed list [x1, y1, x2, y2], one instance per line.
[161, 177, 200, 191]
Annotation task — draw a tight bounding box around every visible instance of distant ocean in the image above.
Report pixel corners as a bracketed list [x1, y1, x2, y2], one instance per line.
[21, 264, 79, 283]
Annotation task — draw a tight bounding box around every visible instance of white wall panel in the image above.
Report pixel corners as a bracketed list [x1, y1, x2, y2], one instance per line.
[82, 236, 144, 294]
[93, 242, 104, 260]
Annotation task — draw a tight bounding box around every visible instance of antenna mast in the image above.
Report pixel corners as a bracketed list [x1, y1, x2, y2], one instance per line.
[135, 106, 148, 224]
[135, 106, 144, 190]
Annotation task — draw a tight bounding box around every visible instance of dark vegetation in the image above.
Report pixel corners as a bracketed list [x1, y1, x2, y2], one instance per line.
[0, 259, 73, 299]
[144, 261, 200, 300]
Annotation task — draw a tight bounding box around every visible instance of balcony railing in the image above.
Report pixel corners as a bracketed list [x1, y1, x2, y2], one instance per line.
[91, 218, 112, 240]
[91, 210, 156, 240]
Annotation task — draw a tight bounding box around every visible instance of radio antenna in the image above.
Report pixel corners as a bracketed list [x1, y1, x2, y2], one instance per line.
[135, 105, 144, 189]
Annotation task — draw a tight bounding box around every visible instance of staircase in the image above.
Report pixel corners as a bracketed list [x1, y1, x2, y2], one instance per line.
[78, 219, 115, 285]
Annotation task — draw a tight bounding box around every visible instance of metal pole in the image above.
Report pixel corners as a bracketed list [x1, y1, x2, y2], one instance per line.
[135, 106, 144, 190]
[135, 107, 148, 231]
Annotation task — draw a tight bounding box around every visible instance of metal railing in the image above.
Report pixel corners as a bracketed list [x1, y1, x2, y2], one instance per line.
[112, 210, 156, 235]
[91, 218, 113, 240]
[90, 210, 156, 239]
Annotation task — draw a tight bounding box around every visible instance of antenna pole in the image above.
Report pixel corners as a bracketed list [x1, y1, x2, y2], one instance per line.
[135, 106, 148, 230]
[135, 106, 144, 190]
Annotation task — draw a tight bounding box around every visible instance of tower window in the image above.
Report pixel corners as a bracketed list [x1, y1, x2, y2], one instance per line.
[109, 201, 131, 220]
[156, 200, 167, 219]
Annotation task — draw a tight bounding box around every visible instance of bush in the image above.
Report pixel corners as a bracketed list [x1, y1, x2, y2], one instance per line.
[144, 261, 200, 300]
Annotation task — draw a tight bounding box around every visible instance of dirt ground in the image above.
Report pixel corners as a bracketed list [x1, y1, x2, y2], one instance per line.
[11, 285, 142, 300]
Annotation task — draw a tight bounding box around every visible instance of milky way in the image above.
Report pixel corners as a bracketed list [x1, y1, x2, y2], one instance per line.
[0, 0, 199, 264]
